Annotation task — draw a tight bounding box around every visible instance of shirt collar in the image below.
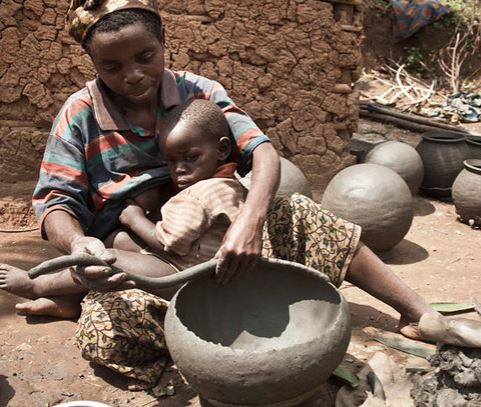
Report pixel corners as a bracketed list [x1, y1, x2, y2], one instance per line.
[212, 162, 237, 179]
[86, 69, 181, 131]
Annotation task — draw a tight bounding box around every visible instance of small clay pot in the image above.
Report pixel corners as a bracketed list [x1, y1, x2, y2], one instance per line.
[452, 159, 481, 226]
[165, 258, 351, 407]
[466, 136, 481, 159]
[416, 131, 469, 198]
[240, 157, 312, 198]
[364, 140, 424, 194]
[321, 163, 413, 254]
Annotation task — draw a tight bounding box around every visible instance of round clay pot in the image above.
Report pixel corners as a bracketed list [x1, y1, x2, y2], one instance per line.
[321, 163, 413, 253]
[452, 159, 481, 226]
[466, 136, 481, 159]
[240, 157, 312, 198]
[364, 140, 424, 194]
[416, 131, 469, 198]
[165, 258, 351, 407]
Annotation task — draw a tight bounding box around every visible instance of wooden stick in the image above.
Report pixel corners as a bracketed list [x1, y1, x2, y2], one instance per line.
[323, 0, 363, 5]
[360, 102, 470, 133]
[359, 110, 473, 136]
[340, 24, 363, 32]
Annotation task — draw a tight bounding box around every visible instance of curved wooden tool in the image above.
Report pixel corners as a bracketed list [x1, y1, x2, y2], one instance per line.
[28, 253, 218, 289]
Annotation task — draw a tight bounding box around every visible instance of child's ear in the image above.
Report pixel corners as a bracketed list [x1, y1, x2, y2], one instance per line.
[217, 137, 231, 161]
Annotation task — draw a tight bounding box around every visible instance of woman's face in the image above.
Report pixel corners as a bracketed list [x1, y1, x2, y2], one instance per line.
[89, 22, 165, 107]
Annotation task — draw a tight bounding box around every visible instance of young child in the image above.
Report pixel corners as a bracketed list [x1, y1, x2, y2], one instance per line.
[0, 99, 247, 304]
[115, 98, 248, 271]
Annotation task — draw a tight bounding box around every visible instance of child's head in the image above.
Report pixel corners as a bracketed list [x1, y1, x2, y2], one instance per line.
[158, 99, 232, 190]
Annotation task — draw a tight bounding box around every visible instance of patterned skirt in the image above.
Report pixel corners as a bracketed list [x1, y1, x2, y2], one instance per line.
[76, 193, 361, 388]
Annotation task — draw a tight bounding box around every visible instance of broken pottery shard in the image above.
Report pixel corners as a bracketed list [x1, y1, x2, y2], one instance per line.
[419, 313, 481, 348]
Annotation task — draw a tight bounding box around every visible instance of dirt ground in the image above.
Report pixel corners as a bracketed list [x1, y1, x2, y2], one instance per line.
[1, 167, 481, 406]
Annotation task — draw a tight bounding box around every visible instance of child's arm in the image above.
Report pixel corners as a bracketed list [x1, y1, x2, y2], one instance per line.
[119, 201, 166, 253]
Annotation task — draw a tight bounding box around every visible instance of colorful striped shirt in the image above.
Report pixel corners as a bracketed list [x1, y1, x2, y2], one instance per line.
[32, 69, 270, 239]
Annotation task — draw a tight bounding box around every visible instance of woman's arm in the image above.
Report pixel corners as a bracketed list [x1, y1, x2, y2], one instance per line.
[215, 142, 280, 283]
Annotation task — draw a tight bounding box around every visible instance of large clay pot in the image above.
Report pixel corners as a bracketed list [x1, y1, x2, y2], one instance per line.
[321, 163, 413, 253]
[466, 136, 481, 159]
[452, 159, 481, 226]
[240, 157, 312, 198]
[165, 258, 351, 407]
[416, 131, 469, 198]
[364, 140, 424, 194]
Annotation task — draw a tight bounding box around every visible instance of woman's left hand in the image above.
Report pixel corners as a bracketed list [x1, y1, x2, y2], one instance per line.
[214, 211, 263, 284]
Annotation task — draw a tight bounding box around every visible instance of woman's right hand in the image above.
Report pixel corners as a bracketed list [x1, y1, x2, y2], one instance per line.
[69, 236, 135, 291]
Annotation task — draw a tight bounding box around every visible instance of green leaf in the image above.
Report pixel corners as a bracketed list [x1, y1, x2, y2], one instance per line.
[373, 336, 435, 359]
[430, 302, 474, 314]
[332, 364, 360, 388]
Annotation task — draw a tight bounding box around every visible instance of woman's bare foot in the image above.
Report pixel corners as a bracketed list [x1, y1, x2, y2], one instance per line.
[398, 309, 442, 341]
[15, 296, 82, 319]
[0, 264, 36, 299]
[398, 316, 424, 341]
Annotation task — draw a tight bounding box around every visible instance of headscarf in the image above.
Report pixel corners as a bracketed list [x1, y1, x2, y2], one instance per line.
[66, 0, 161, 44]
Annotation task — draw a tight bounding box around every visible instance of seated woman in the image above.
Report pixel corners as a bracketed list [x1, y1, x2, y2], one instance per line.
[0, 0, 439, 389]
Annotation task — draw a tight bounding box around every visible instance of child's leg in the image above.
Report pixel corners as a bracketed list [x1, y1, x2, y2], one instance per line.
[345, 242, 437, 339]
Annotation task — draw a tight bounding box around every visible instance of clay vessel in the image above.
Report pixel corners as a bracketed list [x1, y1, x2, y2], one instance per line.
[466, 136, 481, 159]
[321, 163, 413, 253]
[165, 258, 351, 407]
[240, 157, 312, 198]
[452, 159, 481, 226]
[416, 131, 469, 198]
[364, 140, 424, 194]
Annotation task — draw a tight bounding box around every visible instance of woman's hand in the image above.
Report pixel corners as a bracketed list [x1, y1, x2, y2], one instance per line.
[215, 143, 280, 284]
[69, 235, 135, 291]
[215, 211, 262, 284]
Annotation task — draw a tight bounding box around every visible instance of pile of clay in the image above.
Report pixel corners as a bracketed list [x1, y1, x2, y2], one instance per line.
[411, 345, 481, 406]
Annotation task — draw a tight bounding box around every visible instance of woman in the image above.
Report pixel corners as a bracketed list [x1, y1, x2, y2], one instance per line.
[20, 0, 436, 389]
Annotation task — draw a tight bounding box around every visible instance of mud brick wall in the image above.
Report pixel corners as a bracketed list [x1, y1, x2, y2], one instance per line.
[0, 0, 364, 197]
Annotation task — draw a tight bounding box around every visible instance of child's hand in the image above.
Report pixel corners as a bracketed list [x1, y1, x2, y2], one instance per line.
[119, 200, 147, 228]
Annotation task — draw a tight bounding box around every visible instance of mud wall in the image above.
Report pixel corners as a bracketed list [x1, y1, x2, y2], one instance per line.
[0, 0, 363, 198]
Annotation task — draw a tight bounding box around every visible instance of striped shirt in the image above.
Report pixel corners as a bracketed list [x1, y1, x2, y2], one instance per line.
[32, 69, 270, 239]
[154, 177, 247, 270]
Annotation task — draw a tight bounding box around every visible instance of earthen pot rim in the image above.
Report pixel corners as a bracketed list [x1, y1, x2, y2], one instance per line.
[463, 159, 481, 175]
[422, 131, 466, 143]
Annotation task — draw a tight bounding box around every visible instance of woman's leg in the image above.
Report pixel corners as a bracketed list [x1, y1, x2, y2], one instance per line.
[262, 193, 436, 339]
[76, 288, 170, 389]
[9, 248, 178, 317]
[345, 242, 436, 338]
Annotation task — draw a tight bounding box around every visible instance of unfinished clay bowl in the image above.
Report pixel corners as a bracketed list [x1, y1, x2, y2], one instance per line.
[321, 163, 413, 254]
[164, 258, 350, 407]
[240, 157, 312, 198]
[452, 159, 481, 226]
[364, 140, 424, 194]
[416, 131, 469, 198]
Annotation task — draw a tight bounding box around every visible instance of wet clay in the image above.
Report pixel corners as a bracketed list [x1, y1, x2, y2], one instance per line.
[411, 345, 481, 407]
[165, 258, 351, 407]
[419, 313, 481, 348]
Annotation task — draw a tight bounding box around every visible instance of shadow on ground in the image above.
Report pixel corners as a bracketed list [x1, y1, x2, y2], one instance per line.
[384, 239, 429, 265]
[413, 196, 436, 217]
[0, 375, 15, 407]
[348, 302, 399, 334]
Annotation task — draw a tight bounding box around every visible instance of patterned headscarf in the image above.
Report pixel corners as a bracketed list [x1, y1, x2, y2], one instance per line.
[66, 0, 161, 43]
